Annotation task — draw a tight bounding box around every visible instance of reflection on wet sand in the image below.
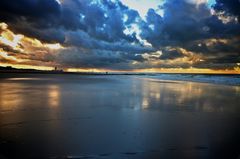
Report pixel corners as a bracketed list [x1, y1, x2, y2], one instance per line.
[5, 78, 40, 81]
[0, 75, 240, 159]
[48, 85, 60, 107]
[138, 78, 240, 113]
[0, 83, 24, 111]
[0, 78, 61, 112]
[142, 96, 149, 109]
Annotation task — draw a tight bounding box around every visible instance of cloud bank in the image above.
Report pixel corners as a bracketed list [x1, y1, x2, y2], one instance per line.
[0, 0, 239, 71]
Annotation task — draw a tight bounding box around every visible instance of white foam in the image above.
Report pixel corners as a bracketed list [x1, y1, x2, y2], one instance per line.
[144, 74, 240, 86]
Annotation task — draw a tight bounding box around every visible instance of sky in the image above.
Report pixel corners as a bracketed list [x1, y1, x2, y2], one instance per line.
[0, 0, 239, 73]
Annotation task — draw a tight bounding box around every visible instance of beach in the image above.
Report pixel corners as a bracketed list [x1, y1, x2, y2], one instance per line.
[0, 74, 240, 159]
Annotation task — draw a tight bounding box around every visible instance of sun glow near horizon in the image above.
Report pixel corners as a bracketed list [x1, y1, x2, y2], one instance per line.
[1, 63, 239, 74]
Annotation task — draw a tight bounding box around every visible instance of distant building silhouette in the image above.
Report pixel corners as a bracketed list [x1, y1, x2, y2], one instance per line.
[54, 66, 63, 72]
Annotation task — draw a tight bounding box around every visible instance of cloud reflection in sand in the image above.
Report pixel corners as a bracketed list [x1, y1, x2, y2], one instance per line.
[0, 78, 61, 111]
[137, 78, 240, 113]
[48, 85, 60, 107]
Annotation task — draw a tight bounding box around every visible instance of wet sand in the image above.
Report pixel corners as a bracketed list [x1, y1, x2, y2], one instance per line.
[0, 74, 240, 159]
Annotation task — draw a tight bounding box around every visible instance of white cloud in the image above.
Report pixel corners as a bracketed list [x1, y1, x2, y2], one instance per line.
[121, 0, 164, 19]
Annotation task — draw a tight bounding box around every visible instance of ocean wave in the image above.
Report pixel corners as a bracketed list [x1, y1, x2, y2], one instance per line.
[144, 74, 240, 86]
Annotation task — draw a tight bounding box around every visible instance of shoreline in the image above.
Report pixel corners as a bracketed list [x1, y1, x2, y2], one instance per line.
[1, 71, 239, 86]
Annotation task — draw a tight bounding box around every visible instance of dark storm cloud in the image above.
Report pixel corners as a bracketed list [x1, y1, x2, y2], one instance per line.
[186, 37, 240, 55]
[57, 48, 125, 68]
[140, 0, 212, 48]
[60, 0, 138, 43]
[0, 0, 141, 44]
[0, 0, 60, 18]
[56, 45, 147, 69]
[160, 49, 184, 60]
[141, 0, 240, 48]
[139, 0, 240, 69]
[208, 54, 240, 64]
[0, 0, 152, 69]
[214, 0, 240, 22]
[0, 0, 64, 43]
[64, 30, 153, 53]
[0, 0, 239, 70]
